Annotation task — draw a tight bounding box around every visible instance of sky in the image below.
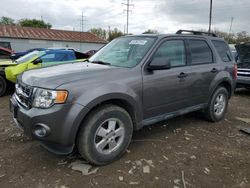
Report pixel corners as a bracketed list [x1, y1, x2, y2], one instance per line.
[1, 0, 250, 34]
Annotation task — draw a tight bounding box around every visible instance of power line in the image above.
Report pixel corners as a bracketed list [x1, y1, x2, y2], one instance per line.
[122, 0, 134, 34]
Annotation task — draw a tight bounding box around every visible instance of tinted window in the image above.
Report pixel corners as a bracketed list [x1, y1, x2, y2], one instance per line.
[189, 40, 213, 64]
[152, 40, 186, 67]
[212, 40, 232, 62]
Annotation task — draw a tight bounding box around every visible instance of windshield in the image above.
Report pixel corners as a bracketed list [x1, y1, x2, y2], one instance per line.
[89, 36, 156, 68]
[16, 51, 45, 64]
[40, 50, 75, 63]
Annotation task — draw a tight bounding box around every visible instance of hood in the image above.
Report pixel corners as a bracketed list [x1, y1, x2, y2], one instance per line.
[235, 43, 250, 68]
[0, 60, 16, 66]
[20, 62, 120, 89]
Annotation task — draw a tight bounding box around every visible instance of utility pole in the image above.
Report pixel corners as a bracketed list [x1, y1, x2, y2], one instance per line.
[108, 25, 111, 40]
[208, 0, 213, 33]
[122, 0, 134, 34]
[229, 17, 234, 34]
[79, 12, 87, 51]
[80, 12, 87, 32]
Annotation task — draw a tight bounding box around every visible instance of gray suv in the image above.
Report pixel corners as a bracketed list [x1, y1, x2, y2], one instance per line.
[10, 30, 237, 165]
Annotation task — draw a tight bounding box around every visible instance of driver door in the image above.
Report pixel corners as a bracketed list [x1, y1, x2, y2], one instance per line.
[143, 39, 192, 119]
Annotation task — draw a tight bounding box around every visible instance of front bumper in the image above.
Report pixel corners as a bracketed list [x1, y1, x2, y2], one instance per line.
[10, 95, 87, 154]
[236, 76, 250, 88]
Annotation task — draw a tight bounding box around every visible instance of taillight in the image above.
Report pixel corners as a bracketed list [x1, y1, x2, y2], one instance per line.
[233, 64, 237, 80]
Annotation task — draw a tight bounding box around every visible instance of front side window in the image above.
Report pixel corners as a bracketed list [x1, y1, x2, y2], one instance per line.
[212, 40, 232, 62]
[151, 40, 186, 67]
[89, 36, 156, 68]
[189, 40, 213, 64]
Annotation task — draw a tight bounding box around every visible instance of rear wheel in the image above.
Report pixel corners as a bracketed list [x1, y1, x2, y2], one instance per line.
[0, 75, 7, 97]
[77, 104, 133, 165]
[204, 87, 229, 122]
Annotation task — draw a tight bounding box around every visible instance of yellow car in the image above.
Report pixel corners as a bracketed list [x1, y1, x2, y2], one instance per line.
[0, 49, 87, 96]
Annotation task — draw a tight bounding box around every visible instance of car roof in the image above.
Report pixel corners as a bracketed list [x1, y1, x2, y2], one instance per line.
[126, 33, 224, 41]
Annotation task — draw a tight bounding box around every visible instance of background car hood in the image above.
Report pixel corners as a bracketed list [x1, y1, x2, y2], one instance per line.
[20, 62, 119, 89]
[235, 43, 250, 68]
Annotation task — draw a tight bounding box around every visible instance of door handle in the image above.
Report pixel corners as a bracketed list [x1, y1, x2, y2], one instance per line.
[211, 68, 218, 73]
[178, 72, 188, 78]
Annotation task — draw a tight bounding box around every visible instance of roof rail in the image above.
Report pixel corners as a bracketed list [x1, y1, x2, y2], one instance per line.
[176, 30, 217, 37]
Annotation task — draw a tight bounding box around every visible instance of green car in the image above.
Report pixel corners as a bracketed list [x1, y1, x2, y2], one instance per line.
[0, 49, 87, 96]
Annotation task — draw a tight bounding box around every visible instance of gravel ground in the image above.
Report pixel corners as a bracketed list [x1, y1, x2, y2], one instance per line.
[0, 89, 250, 188]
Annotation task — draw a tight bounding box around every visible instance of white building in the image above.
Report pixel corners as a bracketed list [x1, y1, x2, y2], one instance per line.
[0, 25, 107, 52]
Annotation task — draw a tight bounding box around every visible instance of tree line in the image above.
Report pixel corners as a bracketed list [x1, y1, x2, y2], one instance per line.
[200, 29, 250, 44]
[0, 16, 52, 29]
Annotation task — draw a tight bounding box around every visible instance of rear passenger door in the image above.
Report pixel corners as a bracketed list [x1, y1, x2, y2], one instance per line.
[186, 38, 218, 106]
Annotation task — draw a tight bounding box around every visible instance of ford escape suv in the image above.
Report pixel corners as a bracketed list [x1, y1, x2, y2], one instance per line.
[10, 30, 237, 165]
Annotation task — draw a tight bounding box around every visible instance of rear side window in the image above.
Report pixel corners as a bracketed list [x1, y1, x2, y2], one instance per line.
[212, 40, 232, 62]
[188, 40, 213, 64]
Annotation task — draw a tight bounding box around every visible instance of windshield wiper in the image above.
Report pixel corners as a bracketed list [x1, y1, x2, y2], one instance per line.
[90, 60, 111, 65]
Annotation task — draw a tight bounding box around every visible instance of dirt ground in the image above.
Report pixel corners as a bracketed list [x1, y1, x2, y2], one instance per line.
[0, 90, 250, 188]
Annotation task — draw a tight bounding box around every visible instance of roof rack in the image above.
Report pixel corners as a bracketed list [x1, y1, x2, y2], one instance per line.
[176, 30, 217, 37]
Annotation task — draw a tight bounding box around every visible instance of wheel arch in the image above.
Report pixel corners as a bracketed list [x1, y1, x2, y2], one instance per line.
[209, 79, 233, 102]
[73, 94, 141, 148]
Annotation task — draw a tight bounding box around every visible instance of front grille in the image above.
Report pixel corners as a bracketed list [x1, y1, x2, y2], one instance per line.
[237, 68, 250, 77]
[15, 82, 34, 109]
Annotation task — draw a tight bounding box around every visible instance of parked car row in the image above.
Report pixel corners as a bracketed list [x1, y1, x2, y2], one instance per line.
[0, 48, 93, 96]
[9, 30, 237, 165]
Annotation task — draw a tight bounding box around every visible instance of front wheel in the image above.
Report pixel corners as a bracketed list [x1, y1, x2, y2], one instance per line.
[204, 87, 229, 122]
[0, 75, 7, 97]
[77, 104, 133, 165]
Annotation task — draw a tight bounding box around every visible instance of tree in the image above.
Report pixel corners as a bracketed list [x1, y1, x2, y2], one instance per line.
[198, 28, 250, 44]
[89, 28, 107, 40]
[18, 19, 52, 29]
[0, 16, 15, 25]
[142, 29, 159, 34]
[236, 31, 250, 44]
[108, 28, 124, 41]
[213, 29, 237, 44]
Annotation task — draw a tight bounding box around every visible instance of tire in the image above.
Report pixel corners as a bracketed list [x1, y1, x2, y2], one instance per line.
[0, 75, 7, 97]
[77, 104, 133, 165]
[204, 87, 229, 122]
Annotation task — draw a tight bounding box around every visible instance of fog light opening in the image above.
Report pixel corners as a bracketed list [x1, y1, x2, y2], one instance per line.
[33, 124, 50, 138]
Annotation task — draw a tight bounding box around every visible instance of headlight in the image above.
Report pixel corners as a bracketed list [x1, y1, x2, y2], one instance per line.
[33, 88, 68, 108]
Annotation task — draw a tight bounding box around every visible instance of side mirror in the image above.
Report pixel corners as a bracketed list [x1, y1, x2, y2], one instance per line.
[147, 58, 171, 71]
[33, 58, 42, 65]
